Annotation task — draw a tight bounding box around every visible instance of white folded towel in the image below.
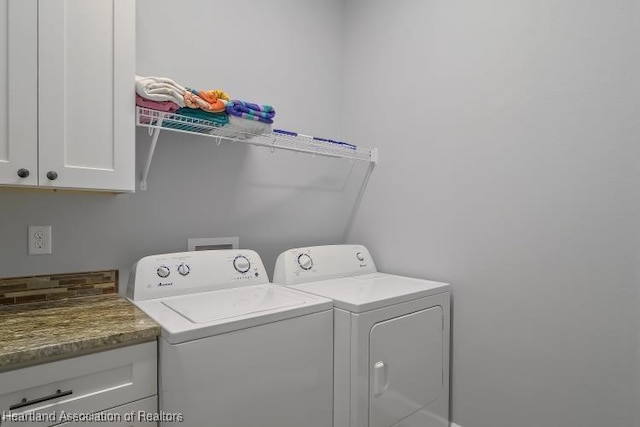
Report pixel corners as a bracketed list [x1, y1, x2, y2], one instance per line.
[135, 75, 186, 107]
[212, 115, 272, 140]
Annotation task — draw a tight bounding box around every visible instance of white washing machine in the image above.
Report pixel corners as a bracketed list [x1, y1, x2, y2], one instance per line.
[127, 249, 334, 427]
[274, 245, 450, 427]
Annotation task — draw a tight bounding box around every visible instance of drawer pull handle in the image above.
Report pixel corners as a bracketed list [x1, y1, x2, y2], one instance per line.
[10, 389, 73, 410]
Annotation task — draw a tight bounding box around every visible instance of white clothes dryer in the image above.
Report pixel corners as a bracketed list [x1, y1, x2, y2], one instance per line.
[274, 245, 450, 427]
[128, 249, 333, 427]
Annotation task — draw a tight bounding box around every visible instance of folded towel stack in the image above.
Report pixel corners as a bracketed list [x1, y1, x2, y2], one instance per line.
[135, 76, 186, 107]
[135, 75, 231, 119]
[135, 75, 278, 138]
[226, 100, 276, 124]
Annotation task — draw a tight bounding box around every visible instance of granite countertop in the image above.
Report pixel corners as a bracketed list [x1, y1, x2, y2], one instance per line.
[0, 294, 160, 371]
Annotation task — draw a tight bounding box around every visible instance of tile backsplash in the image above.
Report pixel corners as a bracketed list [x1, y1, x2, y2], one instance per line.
[0, 270, 117, 306]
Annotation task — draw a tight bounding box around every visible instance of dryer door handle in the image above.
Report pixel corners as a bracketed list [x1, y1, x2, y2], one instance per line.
[373, 361, 388, 396]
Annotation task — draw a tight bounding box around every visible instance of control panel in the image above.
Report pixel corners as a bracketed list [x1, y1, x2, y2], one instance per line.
[127, 249, 268, 301]
[273, 245, 377, 285]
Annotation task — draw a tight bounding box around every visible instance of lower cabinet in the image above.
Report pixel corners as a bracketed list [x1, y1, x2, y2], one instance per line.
[0, 342, 158, 427]
[56, 396, 157, 427]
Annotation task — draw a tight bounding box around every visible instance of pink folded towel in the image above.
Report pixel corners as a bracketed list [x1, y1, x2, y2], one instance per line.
[136, 94, 179, 112]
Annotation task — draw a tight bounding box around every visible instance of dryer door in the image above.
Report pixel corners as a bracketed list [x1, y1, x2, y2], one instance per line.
[369, 306, 444, 427]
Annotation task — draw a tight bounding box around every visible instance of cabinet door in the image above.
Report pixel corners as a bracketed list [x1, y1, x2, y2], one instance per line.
[0, 0, 38, 186]
[38, 0, 135, 192]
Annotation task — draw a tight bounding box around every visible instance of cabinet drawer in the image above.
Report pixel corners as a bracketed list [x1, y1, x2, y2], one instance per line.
[55, 396, 158, 427]
[0, 342, 157, 427]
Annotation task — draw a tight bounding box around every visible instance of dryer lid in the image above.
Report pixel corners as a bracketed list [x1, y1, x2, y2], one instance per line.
[288, 272, 449, 313]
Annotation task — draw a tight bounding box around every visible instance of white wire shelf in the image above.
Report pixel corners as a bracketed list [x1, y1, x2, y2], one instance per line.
[136, 107, 378, 190]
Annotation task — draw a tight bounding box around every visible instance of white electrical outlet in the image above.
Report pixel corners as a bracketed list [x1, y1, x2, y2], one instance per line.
[28, 226, 52, 255]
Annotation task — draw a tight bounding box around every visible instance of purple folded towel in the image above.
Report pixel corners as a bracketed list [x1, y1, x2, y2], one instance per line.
[226, 100, 275, 124]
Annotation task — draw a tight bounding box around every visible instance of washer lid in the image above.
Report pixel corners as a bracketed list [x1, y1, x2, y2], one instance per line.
[163, 285, 305, 324]
[288, 272, 449, 313]
[133, 284, 333, 344]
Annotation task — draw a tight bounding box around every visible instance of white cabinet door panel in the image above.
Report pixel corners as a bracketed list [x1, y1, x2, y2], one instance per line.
[0, 0, 37, 186]
[38, 0, 134, 192]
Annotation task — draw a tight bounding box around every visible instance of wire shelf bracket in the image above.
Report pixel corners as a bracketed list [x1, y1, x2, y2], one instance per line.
[136, 107, 378, 190]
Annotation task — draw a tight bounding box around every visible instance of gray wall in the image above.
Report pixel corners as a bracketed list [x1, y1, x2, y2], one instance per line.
[1, 2, 639, 426]
[0, 0, 368, 281]
[342, 1, 640, 427]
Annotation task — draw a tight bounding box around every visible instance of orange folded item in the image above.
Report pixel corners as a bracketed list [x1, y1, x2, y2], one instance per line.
[199, 89, 230, 104]
[183, 90, 226, 113]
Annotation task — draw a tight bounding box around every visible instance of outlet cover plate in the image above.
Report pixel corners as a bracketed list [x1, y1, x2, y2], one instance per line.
[29, 226, 52, 255]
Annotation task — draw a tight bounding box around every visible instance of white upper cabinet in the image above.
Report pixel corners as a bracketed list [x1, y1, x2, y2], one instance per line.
[38, 0, 135, 192]
[0, 0, 135, 192]
[0, 0, 38, 186]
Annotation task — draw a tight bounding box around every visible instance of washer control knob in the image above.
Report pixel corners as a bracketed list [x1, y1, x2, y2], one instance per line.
[157, 265, 170, 278]
[233, 256, 251, 273]
[177, 263, 190, 276]
[356, 252, 365, 261]
[298, 254, 313, 270]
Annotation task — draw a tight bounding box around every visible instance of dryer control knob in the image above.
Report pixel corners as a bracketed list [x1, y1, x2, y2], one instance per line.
[356, 252, 365, 261]
[233, 256, 251, 273]
[298, 254, 313, 270]
[177, 263, 190, 276]
[157, 265, 170, 278]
